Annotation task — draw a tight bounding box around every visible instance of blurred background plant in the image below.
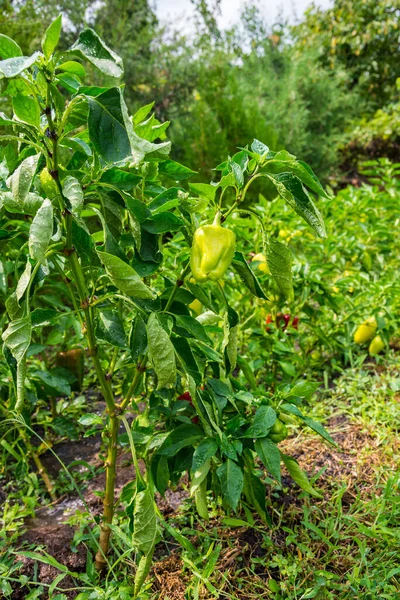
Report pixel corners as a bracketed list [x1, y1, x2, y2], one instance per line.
[1, 0, 398, 184]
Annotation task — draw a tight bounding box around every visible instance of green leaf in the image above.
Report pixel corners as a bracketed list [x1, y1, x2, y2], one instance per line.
[97, 251, 155, 299]
[96, 309, 126, 348]
[56, 61, 85, 78]
[190, 458, 210, 494]
[86, 87, 130, 163]
[0, 52, 40, 78]
[78, 413, 103, 427]
[281, 454, 322, 498]
[192, 438, 218, 472]
[142, 213, 183, 234]
[12, 94, 40, 128]
[61, 176, 83, 215]
[71, 28, 123, 78]
[175, 314, 210, 344]
[217, 459, 243, 511]
[42, 14, 62, 60]
[34, 370, 71, 397]
[243, 469, 268, 523]
[267, 238, 293, 299]
[147, 312, 176, 389]
[0, 34, 22, 59]
[129, 315, 147, 361]
[172, 336, 201, 385]
[157, 423, 202, 457]
[255, 437, 281, 482]
[132, 487, 157, 553]
[232, 251, 268, 299]
[132, 102, 155, 126]
[267, 172, 326, 238]
[286, 380, 320, 399]
[158, 160, 196, 181]
[253, 406, 277, 438]
[29, 199, 53, 261]
[10, 153, 40, 204]
[189, 182, 217, 202]
[2, 316, 32, 362]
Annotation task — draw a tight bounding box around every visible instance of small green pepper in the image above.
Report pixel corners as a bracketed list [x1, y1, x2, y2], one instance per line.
[190, 213, 236, 282]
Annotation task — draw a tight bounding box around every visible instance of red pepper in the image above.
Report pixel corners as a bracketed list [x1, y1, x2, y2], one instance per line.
[292, 316, 299, 329]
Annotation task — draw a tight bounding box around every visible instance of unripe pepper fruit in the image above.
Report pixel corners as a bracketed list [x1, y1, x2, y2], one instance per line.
[40, 167, 59, 200]
[190, 212, 236, 282]
[268, 419, 288, 443]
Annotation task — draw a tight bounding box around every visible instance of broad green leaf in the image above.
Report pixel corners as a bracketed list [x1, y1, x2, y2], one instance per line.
[190, 458, 210, 494]
[251, 139, 269, 157]
[253, 406, 277, 438]
[175, 314, 210, 344]
[0, 34, 22, 59]
[132, 488, 157, 553]
[0, 52, 40, 78]
[29, 199, 53, 261]
[172, 336, 201, 385]
[129, 315, 147, 361]
[267, 172, 326, 238]
[56, 61, 86, 78]
[2, 315, 31, 362]
[142, 213, 183, 234]
[255, 437, 281, 482]
[267, 238, 293, 299]
[243, 469, 269, 523]
[286, 380, 320, 399]
[147, 312, 176, 389]
[121, 94, 171, 165]
[157, 423, 202, 457]
[86, 87, 130, 163]
[95, 309, 126, 348]
[217, 459, 243, 511]
[192, 438, 218, 471]
[78, 413, 103, 427]
[71, 28, 123, 78]
[280, 403, 336, 446]
[232, 251, 268, 299]
[33, 370, 71, 397]
[188, 182, 217, 202]
[10, 153, 40, 204]
[132, 102, 154, 126]
[12, 94, 40, 128]
[281, 454, 322, 498]
[42, 14, 62, 59]
[16, 259, 32, 301]
[158, 160, 196, 181]
[97, 251, 155, 299]
[62, 176, 83, 215]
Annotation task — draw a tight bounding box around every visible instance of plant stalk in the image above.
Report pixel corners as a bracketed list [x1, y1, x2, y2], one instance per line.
[95, 413, 118, 570]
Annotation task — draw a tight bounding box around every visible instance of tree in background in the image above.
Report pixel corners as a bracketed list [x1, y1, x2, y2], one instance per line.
[293, 0, 400, 111]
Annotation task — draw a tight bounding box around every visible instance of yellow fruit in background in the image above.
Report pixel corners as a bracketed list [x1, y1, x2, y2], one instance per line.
[279, 229, 291, 240]
[369, 335, 385, 355]
[353, 317, 377, 344]
[189, 298, 202, 315]
[252, 253, 269, 273]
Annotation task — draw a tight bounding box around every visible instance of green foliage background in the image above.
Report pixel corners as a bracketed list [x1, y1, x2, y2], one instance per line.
[1, 0, 399, 182]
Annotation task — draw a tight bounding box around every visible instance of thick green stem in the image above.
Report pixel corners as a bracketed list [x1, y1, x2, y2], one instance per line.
[95, 414, 118, 570]
[45, 80, 119, 566]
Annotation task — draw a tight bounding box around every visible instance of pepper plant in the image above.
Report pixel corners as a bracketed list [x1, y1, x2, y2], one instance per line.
[0, 16, 334, 594]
